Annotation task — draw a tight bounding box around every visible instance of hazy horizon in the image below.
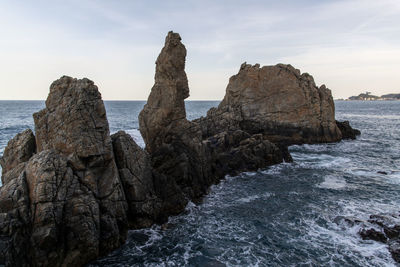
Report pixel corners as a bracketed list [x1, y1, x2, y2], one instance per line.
[1, 0, 399, 100]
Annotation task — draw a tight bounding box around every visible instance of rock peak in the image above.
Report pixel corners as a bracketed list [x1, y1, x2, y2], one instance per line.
[165, 31, 182, 47]
[139, 31, 189, 153]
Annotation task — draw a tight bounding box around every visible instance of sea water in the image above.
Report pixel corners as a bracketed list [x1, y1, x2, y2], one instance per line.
[1, 100, 399, 266]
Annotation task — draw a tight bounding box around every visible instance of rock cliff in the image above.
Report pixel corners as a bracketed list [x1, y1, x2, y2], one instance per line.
[0, 31, 360, 266]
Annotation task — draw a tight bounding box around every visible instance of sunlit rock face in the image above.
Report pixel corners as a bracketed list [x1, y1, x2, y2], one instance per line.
[196, 63, 343, 145]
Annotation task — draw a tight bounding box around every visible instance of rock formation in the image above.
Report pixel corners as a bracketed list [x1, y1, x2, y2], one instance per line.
[139, 31, 287, 211]
[195, 63, 343, 145]
[336, 120, 361, 140]
[0, 77, 129, 266]
[0, 31, 360, 266]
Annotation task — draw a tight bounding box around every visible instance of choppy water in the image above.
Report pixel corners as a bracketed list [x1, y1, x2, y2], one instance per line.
[1, 100, 399, 266]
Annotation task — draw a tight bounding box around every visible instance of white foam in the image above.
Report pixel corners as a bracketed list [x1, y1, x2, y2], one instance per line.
[317, 175, 347, 190]
[237, 192, 274, 203]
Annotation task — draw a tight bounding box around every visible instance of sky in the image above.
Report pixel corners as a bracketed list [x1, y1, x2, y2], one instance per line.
[0, 0, 399, 100]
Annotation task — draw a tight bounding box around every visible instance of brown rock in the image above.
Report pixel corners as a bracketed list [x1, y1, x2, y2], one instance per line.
[138, 32, 286, 218]
[139, 31, 191, 154]
[0, 128, 35, 181]
[196, 63, 343, 144]
[111, 131, 162, 228]
[139, 31, 209, 203]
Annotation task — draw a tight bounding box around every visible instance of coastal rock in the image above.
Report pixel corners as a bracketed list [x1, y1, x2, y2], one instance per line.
[0, 31, 362, 266]
[196, 63, 343, 145]
[0, 76, 128, 266]
[139, 31, 190, 155]
[0, 128, 36, 182]
[359, 228, 387, 243]
[358, 213, 400, 263]
[139, 31, 213, 204]
[33, 76, 128, 257]
[139, 32, 286, 213]
[111, 131, 162, 228]
[336, 120, 361, 140]
[204, 130, 284, 177]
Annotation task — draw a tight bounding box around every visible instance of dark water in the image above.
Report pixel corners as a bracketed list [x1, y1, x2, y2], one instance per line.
[1, 100, 400, 266]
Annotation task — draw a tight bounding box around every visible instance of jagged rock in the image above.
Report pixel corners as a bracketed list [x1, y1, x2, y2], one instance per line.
[139, 31, 191, 155]
[196, 63, 344, 145]
[111, 131, 162, 228]
[0, 128, 36, 181]
[139, 32, 286, 213]
[204, 130, 284, 177]
[25, 150, 100, 266]
[0, 163, 30, 266]
[359, 228, 387, 243]
[139, 31, 213, 204]
[33, 76, 128, 257]
[0, 31, 362, 267]
[0, 76, 128, 266]
[336, 120, 361, 140]
[389, 241, 400, 263]
[358, 213, 400, 263]
[111, 130, 187, 225]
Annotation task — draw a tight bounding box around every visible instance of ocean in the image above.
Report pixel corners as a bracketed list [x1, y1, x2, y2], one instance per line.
[1, 100, 400, 266]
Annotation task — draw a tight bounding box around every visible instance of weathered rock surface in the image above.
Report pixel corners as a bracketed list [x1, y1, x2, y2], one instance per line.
[139, 32, 288, 213]
[139, 31, 214, 205]
[195, 63, 344, 145]
[0, 128, 36, 182]
[111, 131, 162, 228]
[0, 77, 129, 266]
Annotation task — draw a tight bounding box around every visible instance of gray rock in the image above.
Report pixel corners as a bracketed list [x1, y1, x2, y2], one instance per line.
[0, 128, 35, 182]
[111, 131, 162, 228]
[0, 76, 129, 266]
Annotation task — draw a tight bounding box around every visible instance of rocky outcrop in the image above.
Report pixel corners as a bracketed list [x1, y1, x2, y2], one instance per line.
[139, 31, 215, 205]
[0, 31, 360, 266]
[336, 120, 361, 140]
[139, 32, 288, 212]
[195, 63, 343, 145]
[0, 77, 129, 266]
[359, 213, 400, 263]
[111, 131, 162, 228]
[0, 129, 36, 183]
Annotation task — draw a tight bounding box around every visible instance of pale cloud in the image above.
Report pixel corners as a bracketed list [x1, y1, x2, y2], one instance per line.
[0, 0, 399, 100]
